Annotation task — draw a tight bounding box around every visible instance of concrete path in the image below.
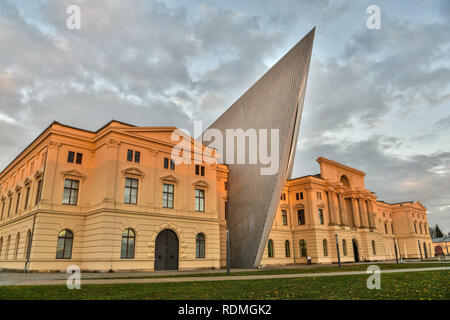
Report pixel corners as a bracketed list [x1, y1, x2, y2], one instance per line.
[1, 266, 448, 287]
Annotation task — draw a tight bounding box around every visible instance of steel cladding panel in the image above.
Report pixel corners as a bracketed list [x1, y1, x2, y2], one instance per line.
[202, 28, 315, 268]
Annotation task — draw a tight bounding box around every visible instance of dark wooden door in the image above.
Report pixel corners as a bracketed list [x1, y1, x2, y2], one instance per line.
[352, 239, 359, 262]
[154, 229, 179, 271]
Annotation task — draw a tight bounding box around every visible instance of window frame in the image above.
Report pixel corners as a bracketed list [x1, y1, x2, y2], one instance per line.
[323, 239, 328, 256]
[196, 233, 206, 259]
[285, 240, 290, 258]
[62, 179, 80, 206]
[297, 209, 306, 225]
[56, 229, 73, 259]
[195, 189, 205, 212]
[281, 209, 288, 226]
[124, 177, 139, 205]
[162, 183, 174, 208]
[268, 239, 274, 258]
[120, 228, 136, 259]
[299, 239, 307, 257]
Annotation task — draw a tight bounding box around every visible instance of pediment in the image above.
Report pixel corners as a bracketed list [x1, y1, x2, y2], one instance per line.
[280, 204, 289, 209]
[193, 180, 209, 189]
[294, 203, 305, 209]
[160, 174, 179, 184]
[61, 169, 86, 180]
[122, 167, 145, 178]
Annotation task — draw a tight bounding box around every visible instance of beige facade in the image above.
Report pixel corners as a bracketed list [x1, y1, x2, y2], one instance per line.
[0, 122, 433, 272]
[261, 157, 433, 265]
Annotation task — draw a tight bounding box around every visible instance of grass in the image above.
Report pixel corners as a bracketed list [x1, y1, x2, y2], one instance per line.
[94, 262, 450, 279]
[0, 270, 448, 300]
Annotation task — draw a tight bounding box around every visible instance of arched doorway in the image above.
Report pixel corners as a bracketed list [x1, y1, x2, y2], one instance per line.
[435, 246, 443, 256]
[352, 239, 359, 262]
[154, 229, 179, 271]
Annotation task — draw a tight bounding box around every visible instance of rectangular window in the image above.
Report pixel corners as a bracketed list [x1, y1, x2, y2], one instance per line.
[317, 191, 322, 200]
[385, 223, 388, 234]
[127, 149, 133, 162]
[297, 209, 305, 225]
[195, 165, 200, 175]
[201, 166, 205, 176]
[124, 178, 138, 204]
[62, 179, 80, 205]
[134, 151, 141, 163]
[195, 189, 205, 212]
[164, 157, 169, 169]
[35, 180, 42, 205]
[24, 186, 30, 210]
[282, 210, 288, 226]
[319, 208, 324, 225]
[1, 201, 5, 220]
[67, 151, 75, 163]
[7, 197, 12, 217]
[391, 224, 394, 234]
[300, 192, 304, 200]
[296, 193, 299, 200]
[75, 153, 83, 165]
[162, 184, 174, 208]
[170, 159, 175, 170]
[15, 193, 21, 214]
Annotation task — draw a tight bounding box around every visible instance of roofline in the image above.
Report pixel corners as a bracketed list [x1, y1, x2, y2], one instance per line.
[0, 120, 137, 179]
[316, 156, 366, 176]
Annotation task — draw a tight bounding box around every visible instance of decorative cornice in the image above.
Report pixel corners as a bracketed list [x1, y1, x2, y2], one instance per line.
[34, 170, 43, 179]
[24, 178, 32, 185]
[122, 167, 145, 178]
[61, 169, 86, 181]
[160, 174, 179, 184]
[193, 180, 208, 189]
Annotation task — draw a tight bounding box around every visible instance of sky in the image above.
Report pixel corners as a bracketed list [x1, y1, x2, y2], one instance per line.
[0, 0, 449, 232]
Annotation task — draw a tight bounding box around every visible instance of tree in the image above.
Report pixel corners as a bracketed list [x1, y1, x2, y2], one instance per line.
[435, 225, 444, 238]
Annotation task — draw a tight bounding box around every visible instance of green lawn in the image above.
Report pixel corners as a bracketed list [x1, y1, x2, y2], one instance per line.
[95, 262, 450, 279]
[0, 270, 448, 300]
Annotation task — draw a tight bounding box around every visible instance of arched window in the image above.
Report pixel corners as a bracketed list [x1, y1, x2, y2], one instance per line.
[299, 239, 307, 257]
[372, 240, 376, 255]
[121, 228, 135, 259]
[340, 175, 351, 189]
[342, 239, 347, 256]
[56, 229, 73, 259]
[268, 239, 274, 258]
[5, 235, 10, 260]
[14, 232, 20, 260]
[0, 237, 3, 259]
[196, 233, 205, 258]
[24, 230, 32, 260]
[323, 239, 328, 256]
[285, 240, 290, 257]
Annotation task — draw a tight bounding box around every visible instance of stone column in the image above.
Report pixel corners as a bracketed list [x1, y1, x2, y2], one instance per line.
[366, 200, 374, 228]
[338, 193, 346, 226]
[351, 197, 360, 227]
[306, 187, 315, 226]
[40, 140, 61, 205]
[326, 191, 335, 225]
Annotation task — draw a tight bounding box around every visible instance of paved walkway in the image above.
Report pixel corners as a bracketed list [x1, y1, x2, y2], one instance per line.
[1, 266, 448, 287]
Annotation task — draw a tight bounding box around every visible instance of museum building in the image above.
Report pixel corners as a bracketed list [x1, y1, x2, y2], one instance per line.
[0, 121, 433, 272]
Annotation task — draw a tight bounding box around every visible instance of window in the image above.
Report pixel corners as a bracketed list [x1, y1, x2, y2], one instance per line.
[281, 210, 288, 226]
[196, 233, 205, 258]
[384, 223, 388, 234]
[75, 153, 83, 165]
[68, 151, 83, 165]
[35, 180, 42, 205]
[300, 192, 304, 199]
[268, 239, 274, 258]
[24, 186, 30, 210]
[162, 184, 174, 208]
[127, 150, 141, 163]
[414, 223, 417, 234]
[14, 232, 20, 260]
[297, 209, 306, 225]
[391, 224, 394, 234]
[120, 228, 135, 259]
[127, 149, 133, 162]
[24, 230, 32, 260]
[323, 239, 328, 256]
[372, 240, 376, 255]
[7, 197, 12, 217]
[419, 223, 423, 234]
[299, 239, 307, 257]
[317, 191, 322, 200]
[342, 239, 347, 256]
[62, 179, 79, 205]
[195, 189, 205, 212]
[195, 165, 205, 176]
[0, 201, 4, 220]
[164, 157, 175, 170]
[318, 208, 324, 225]
[15, 192, 21, 214]
[4, 235, 10, 260]
[280, 193, 286, 201]
[56, 229, 73, 259]
[67, 151, 75, 163]
[124, 178, 138, 204]
[285, 240, 290, 257]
